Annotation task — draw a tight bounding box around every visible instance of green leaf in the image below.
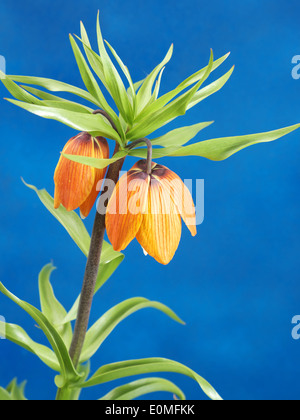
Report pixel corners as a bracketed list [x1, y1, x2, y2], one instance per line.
[128, 121, 213, 159]
[169, 123, 300, 160]
[78, 23, 126, 141]
[69, 34, 106, 106]
[20, 85, 95, 113]
[0, 70, 42, 105]
[128, 79, 144, 96]
[129, 146, 182, 160]
[23, 182, 124, 321]
[96, 13, 134, 124]
[6, 379, 27, 401]
[151, 67, 165, 102]
[136, 44, 174, 113]
[0, 320, 59, 371]
[0, 387, 13, 401]
[100, 377, 186, 400]
[80, 298, 185, 363]
[22, 180, 123, 261]
[105, 40, 136, 107]
[9, 74, 101, 107]
[186, 66, 234, 111]
[79, 357, 222, 401]
[178, 52, 230, 90]
[41, 100, 93, 114]
[79, 21, 107, 89]
[38, 263, 72, 347]
[0, 282, 80, 387]
[62, 149, 127, 170]
[23, 180, 91, 255]
[20, 85, 73, 101]
[126, 51, 214, 141]
[134, 50, 226, 123]
[151, 121, 214, 147]
[5, 99, 121, 142]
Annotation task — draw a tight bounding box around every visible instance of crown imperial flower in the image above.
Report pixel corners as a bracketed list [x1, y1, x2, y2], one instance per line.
[54, 132, 109, 217]
[106, 160, 197, 265]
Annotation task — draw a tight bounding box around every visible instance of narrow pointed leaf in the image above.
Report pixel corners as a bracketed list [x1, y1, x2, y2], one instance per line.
[134, 49, 217, 123]
[38, 263, 72, 347]
[79, 21, 107, 87]
[80, 298, 185, 363]
[151, 121, 214, 147]
[5, 99, 120, 141]
[128, 79, 144, 96]
[20, 85, 71, 101]
[79, 357, 222, 401]
[20, 85, 94, 112]
[6, 379, 27, 401]
[69, 35, 106, 105]
[187, 66, 235, 110]
[127, 51, 214, 140]
[42, 100, 93, 113]
[96, 13, 133, 123]
[62, 149, 127, 170]
[71, 30, 125, 141]
[23, 181, 123, 262]
[129, 146, 182, 159]
[169, 124, 300, 160]
[9, 75, 101, 106]
[128, 121, 214, 159]
[178, 52, 230, 90]
[100, 377, 186, 400]
[23, 182, 124, 322]
[0, 388, 12, 401]
[0, 282, 80, 386]
[0, 71, 41, 105]
[105, 40, 136, 104]
[23, 181, 91, 255]
[0, 320, 59, 371]
[136, 44, 174, 112]
[152, 67, 165, 101]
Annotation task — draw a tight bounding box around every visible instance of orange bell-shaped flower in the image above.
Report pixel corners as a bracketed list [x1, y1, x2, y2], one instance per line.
[106, 160, 197, 265]
[54, 132, 109, 217]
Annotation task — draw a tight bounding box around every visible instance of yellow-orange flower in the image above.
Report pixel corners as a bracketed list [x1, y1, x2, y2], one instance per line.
[106, 160, 197, 265]
[54, 132, 109, 217]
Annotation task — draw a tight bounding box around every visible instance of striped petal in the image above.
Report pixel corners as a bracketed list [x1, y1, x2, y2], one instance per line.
[79, 136, 109, 218]
[106, 171, 150, 252]
[136, 176, 182, 265]
[54, 132, 97, 211]
[152, 164, 197, 236]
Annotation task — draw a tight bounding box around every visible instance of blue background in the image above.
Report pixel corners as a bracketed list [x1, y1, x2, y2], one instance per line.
[0, 0, 300, 401]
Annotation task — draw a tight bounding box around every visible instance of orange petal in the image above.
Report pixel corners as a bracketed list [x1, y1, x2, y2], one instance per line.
[106, 171, 150, 251]
[136, 177, 182, 265]
[79, 137, 109, 218]
[152, 164, 197, 236]
[54, 132, 97, 211]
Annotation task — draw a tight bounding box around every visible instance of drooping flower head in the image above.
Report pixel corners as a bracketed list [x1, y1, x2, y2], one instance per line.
[106, 160, 197, 265]
[54, 132, 109, 217]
